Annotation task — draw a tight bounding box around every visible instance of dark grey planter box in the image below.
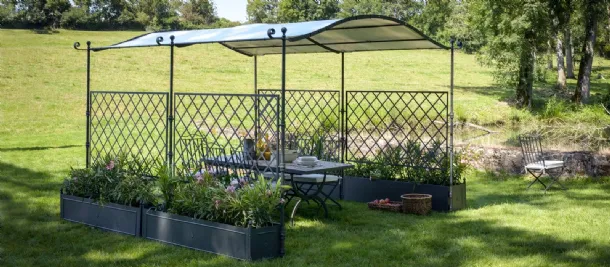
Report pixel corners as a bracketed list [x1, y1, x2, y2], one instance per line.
[341, 176, 467, 211]
[60, 193, 142, 236]
[142, 209, 281, 261]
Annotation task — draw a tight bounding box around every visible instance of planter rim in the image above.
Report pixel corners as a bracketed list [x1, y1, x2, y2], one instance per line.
[400, 193, 432, 199]
[145, 208, 280, 230]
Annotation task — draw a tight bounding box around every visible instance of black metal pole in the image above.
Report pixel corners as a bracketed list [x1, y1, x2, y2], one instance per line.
[254, 56, 258, 147]
[169, 35, 175, 173]
[340, 52, 345, 200]
[86, 41, 91, 167]
[449, 39, 455, 211]
[279, 26, 287, 258]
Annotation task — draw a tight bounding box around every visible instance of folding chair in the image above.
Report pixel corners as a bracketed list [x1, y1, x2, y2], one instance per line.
[286, 137, 343, 224]
[518, 134, 567, 193]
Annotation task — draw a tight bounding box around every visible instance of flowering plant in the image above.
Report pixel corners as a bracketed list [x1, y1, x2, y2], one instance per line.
[168, 171, 284, 228]
[62, 155, 157, 206]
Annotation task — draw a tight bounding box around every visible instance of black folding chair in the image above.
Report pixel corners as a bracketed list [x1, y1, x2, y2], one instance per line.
[287, 137, 343, 224]
[518, 134, 567, 193]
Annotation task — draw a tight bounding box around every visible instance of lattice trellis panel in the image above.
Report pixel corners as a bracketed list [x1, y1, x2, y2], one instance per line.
[259, 89, 340, 155]
[89, 92, 168, 171]
[346, 91, 448, 170]
[174, 93, 280, 175]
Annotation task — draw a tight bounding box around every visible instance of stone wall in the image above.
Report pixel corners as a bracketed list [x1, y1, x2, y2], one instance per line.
[457, 145, 610, 177]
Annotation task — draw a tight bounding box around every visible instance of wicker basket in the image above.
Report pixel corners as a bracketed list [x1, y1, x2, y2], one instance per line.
[401, 194, 432, 215]
[367, 201, 403, 213]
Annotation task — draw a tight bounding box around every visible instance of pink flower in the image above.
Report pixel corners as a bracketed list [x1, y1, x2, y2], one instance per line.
[214, 200, 221, 209]
[226, 185, 236, 193]
[106, 160, 115, 170]
[279, 198, 286, 204]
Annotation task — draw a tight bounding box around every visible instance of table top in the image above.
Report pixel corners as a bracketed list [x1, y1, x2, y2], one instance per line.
[202, 155, 353, 175]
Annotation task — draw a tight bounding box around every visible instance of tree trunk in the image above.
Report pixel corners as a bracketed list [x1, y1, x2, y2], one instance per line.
[547, 40, 554, 69]
[555, 32, 567, 90]
[517, 41, 535, 109]
[565, 28, 576, 78]
[573, 1, 597, 104]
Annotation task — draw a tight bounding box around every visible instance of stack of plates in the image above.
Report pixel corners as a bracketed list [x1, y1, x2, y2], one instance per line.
[294, 156, 319, 167]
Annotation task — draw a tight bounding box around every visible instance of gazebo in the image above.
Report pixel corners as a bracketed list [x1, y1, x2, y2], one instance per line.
[72, 15, 461, 259]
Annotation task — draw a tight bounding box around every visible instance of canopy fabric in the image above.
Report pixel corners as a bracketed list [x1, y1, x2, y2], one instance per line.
[91, 15, 446, 55]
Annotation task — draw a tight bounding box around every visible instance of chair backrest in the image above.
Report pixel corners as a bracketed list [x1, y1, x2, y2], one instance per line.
[177, 137, 205, 172]
[518, 134, 545, 166]
[294, 137, 341, 161]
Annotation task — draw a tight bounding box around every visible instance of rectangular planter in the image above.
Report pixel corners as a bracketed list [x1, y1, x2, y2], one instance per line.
[142, 209, 281, 261]
[60, 193, 142, 236]
[341, 177, 466, 212]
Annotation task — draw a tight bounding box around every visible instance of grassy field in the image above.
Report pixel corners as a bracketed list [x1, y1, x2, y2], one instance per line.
[1, 29, 610, 266]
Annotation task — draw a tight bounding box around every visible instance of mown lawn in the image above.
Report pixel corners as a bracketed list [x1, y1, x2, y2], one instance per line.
[1, 29, 610, 266]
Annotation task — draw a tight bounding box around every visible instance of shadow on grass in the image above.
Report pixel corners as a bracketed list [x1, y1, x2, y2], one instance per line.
[0, 145, 82, 152]
[0, 161, 236, 266]
[2, 160, 610, 266]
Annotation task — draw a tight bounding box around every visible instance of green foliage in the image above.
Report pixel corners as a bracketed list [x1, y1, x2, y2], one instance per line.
[541, 96, 571, 120]
[63, 155, 283, 228]
[169, 175, 283, 228]
[246, 0, 279, 23]
[63, 155, 158, 206]
[346, 141, 467, 186]
[278, 0, 340, 22]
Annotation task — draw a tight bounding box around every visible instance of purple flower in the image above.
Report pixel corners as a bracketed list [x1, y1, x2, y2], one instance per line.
[230, 179, 239, 186]
[226, 185, 236, 193]
[106, 160, 115, 170]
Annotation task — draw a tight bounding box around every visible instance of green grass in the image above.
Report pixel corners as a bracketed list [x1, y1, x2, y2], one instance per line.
[2, 29, 610, 266]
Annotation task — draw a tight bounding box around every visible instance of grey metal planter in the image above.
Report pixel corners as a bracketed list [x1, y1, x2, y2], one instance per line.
[341, 176, 466, 211]
[60, 193, 142, 236]
[142, 209, 281, 261]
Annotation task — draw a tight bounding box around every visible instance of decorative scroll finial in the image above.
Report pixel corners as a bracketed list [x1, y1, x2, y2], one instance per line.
[73, 42, 80, 50]
[156, 36, 164, 45]
[267, 28, 276, 39]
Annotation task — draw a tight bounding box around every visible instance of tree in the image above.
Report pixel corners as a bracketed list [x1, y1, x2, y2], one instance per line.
[564, 0, 576, 78]
[469, 0, 551, 109]
[246, 0, 279, 23]
[573, 0, 606, 103]
[180, 0, 217, 26]
[549, 0, 569, 91]
[278, 0, 340, 22]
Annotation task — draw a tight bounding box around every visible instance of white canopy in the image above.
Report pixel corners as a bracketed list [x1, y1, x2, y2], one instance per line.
[92, 15, 446, 56]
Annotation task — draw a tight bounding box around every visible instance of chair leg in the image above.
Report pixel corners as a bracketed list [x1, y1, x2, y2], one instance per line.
[320, 182, 342, 209]
[545, 168, 567, 192]
[526, 169, 546, 190]
[290, 198, 303, 226]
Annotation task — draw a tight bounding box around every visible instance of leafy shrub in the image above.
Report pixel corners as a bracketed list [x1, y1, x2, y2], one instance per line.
[541, 96, 571, 120]
[345, 141, 467, 186]
[63, 155, 156, 206]
[168, 172, 284, 228]
[64, 156, 284, 228]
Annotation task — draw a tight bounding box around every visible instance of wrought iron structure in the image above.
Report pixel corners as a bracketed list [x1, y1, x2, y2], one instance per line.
[74, 15, 461, 258]
[89, 91, 168, 173]
[173, 93, 280, 175]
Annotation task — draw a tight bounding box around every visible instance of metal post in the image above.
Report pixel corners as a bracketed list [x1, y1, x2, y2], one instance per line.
[86, 41, 91, 167]
[279, 27, 287, 257]
[254, 56, 259, 146]
[168, 35, 175, 173]
[449, 39, 455, 211]
[340, 52, 345, 200]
